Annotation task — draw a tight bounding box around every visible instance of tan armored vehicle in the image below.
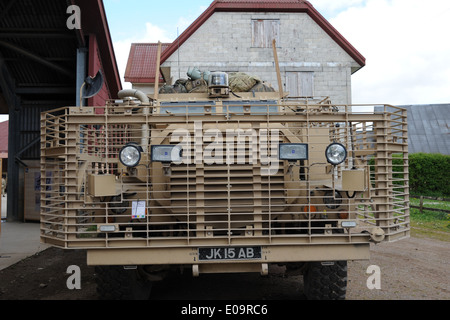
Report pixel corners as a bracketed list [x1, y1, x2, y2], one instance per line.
[40, 45, 409, 300]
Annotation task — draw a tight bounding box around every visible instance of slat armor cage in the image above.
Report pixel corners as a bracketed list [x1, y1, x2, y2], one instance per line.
[40, 96, 410, 254]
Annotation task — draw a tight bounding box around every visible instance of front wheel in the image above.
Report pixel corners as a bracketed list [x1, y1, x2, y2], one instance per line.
[303, 261, 347, 300]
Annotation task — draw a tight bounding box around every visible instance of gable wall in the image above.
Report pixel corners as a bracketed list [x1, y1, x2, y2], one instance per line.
[163, 12, 359, 104]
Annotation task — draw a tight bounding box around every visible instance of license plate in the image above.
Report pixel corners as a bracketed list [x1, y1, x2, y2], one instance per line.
[199, 247, 262, 261]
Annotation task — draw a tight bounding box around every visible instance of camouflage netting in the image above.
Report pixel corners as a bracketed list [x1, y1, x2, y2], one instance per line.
[159, 70, 275, 94]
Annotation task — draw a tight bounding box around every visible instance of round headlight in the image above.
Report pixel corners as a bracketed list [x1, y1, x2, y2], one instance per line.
[119, 144, 142, 167]
[325, 143, 347, 165]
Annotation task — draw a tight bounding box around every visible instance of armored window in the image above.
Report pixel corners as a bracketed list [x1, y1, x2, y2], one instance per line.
[252, 19, 280, 48]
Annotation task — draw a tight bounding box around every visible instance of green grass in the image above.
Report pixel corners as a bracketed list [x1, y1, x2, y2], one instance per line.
[409, 197, 450, 242]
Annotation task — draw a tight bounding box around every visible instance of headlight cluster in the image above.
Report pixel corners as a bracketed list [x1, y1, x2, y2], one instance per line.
[278, 143, 347, 166]
[121, 142, 347, 167]
[120, 143, 184, 166]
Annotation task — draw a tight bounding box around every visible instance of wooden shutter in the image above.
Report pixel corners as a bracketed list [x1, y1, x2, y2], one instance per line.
[299, 72, 314, 98]
[286, 72, 314, 98]
[252, 20, 280, 48]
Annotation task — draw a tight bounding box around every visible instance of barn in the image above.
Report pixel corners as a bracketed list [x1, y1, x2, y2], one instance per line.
[0, 0, 122, 221]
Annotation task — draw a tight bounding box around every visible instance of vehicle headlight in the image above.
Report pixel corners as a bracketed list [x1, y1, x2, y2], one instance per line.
[119, 143, 142, 167]
[279, 143, 309, 161]
[151, 145, 183, 163]
[325, 143, 347, 165]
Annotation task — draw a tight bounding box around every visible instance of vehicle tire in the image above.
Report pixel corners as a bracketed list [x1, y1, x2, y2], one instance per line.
[95, 266, 152, 300]
[303, 261, 347, 300]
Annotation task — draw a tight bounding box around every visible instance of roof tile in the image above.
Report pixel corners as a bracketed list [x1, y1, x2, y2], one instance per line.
[124, 43, 171, 83]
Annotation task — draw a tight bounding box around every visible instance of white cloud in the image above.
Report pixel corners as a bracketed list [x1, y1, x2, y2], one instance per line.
[143, 22, 173, 43]
[310, 0, 367, 16]
[113, 22, 173, 89]
[176, 17, 192, 34]
[112, 6, 206, 89]
[329, 0, 450, 105]
[112, 1, 450, 105]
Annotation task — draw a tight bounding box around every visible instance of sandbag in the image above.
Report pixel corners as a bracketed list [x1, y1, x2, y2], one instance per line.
[250, 82, 275, 93]
[229, 72, 261, 92]
[187, 67, 210, 82]
[159, 85, 177, 94]
[173, 83, 188, 93]
[189, 85, 208, 93]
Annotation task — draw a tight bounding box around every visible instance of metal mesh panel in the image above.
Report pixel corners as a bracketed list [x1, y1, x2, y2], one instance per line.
[40, 102, 410, 249]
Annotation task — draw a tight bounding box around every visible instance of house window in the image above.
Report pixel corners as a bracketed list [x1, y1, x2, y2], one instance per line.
[252, 19, 280, 48]
[286, 72, 315, 98]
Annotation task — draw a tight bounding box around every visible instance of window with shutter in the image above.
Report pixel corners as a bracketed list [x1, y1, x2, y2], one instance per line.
[252, 20, 280, 48]
[286, 72, 315, 98]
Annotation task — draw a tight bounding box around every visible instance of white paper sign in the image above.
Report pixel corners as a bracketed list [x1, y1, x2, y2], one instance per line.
[132, 200, 146, 219]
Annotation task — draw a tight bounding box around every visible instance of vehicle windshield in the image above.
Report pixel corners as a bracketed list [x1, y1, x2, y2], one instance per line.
[159, 101, 279, 115]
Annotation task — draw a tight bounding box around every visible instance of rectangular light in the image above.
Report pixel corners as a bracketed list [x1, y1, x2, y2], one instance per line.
[151, 145, 183, 163]
[98, 225, 117, 233]
[341, 221, 357, 228]
[279, 143, 308, 161]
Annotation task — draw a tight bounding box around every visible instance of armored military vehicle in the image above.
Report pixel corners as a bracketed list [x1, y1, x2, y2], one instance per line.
[40, 46, 409, 300]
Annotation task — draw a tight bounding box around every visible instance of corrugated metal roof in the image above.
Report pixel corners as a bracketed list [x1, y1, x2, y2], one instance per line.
[0, 0, 78, 89]
[401, 104, 450, 155]
[0, 0, 123, 164]
[0, 0, 123, 221]
[1, 0, 68, 29]
[125, 43, 171, 83]
[0, 0, 122, 105]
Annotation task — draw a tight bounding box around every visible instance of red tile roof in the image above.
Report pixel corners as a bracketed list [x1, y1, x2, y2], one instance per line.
[0, 121, 8, 158]
[126, 0, 365, 84]
[125, 43, 171, 83]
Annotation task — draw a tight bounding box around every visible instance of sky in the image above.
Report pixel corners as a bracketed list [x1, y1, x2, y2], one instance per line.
[1, 0, 449, 124]
[103, 0, 450, 106]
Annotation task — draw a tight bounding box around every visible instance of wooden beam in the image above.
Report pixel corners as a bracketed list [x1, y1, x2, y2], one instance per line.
[272, 39, 284, 100]
[153, 41, 162, 101]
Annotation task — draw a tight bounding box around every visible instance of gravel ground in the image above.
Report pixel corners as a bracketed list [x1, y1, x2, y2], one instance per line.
[0, 235, 448, 301]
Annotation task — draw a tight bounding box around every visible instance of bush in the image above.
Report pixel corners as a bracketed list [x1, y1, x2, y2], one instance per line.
[368, 153, 450, 197]
[409, 153, 450, 197]
[369, 154, 406, 188]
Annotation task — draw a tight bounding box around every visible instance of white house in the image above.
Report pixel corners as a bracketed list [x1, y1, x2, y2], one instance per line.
[125, 0, 365, 105]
